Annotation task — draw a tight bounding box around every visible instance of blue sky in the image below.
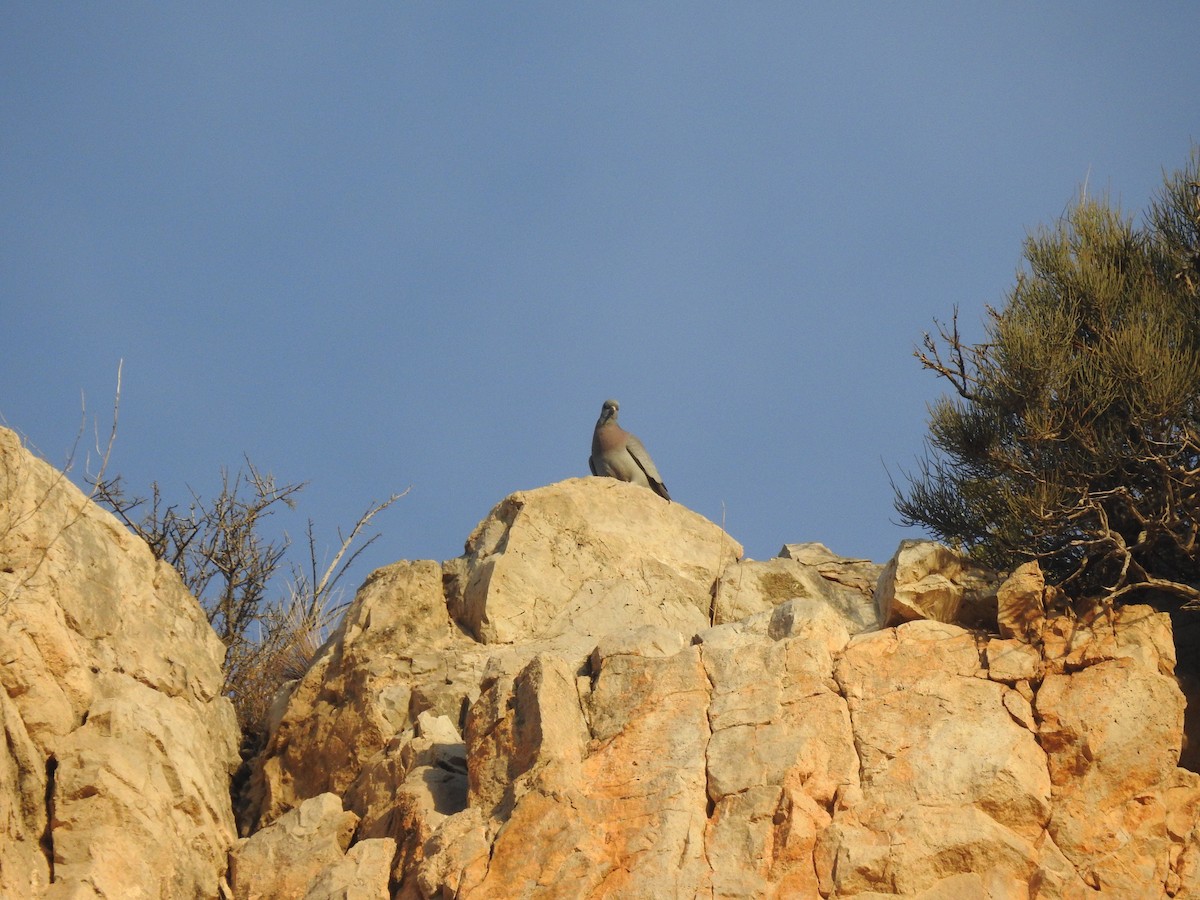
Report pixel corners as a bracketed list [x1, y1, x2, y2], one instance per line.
[3, 6, 1198, 591]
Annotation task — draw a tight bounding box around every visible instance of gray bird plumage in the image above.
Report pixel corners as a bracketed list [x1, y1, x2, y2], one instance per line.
[588, 399, 670, 501]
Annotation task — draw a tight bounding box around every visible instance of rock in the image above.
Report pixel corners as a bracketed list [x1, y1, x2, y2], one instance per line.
[818, 621, 1052, 895]
[423, 641, 713, 898]
[411, 807, 490, 899]
[245, 479, 741, 831]
[703, 632, 858, 897]
[303, 838, 395, 900]
[466, 653, 589, 821]
[228, 793, 392, 900]
[997, 560, 1047, 643]
[0, 426, 239, 898]
[590, 623, 687, 661]
[0, 687, 46, 898]
[350, 712, 467, 894]
[875, 538, 1000, 628]
[447, 478, 743, 644]
[767, 596, 852, 651]
[14, 420, 1198, 897]
[713, 552, 880, 634]
[1037, 635, 1187, 896]
[987, 638, 1043, 684]
[1041, 601, 1177, 677]
[779, 540, 884, 598]
[242, 558, 478, 831]
[238, 477, 1200, 898]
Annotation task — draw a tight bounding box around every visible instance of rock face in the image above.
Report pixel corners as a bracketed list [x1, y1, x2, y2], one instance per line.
[6, 430, 1199, 898]
[0, 427, 240, 897]
[242, 478, 1200, 899]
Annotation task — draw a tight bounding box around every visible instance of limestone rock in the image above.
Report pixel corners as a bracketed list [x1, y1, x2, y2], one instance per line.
[245, 478, 741, 832]
[779, 540, 884, 598]
[423, 637, 713, 898]
[240, 475, 1200, 899]
[820, 621, 1052, 895]
[448, 477, 743, 644]
[1037, 640, 1187, 895]
[997, 560, 1047, 643]
[228, 793, 393, 900]
[13, 415, 1198, 899]
[703, 630, 858, 897]
[243, 557, 480, 831]
[713, 550, 880, 634]
[303, 838, 395, 900]
[349, 713, 468, 893]
[0, 426, 239, 898]
[1041, 601, 1178, 677]
[986, 637, 1043, 685]
[875, 538, 1000, 628]
[0, 687, 46, 898]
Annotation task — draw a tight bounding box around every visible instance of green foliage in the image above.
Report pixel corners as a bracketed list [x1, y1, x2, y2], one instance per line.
[896, 148, 1200, 607]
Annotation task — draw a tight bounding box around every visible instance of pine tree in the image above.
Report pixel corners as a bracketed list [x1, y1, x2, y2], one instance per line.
[896, 148, 1200, 611]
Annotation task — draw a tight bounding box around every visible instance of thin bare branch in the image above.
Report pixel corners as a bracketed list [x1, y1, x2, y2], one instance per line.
[312, 489, 409, 602]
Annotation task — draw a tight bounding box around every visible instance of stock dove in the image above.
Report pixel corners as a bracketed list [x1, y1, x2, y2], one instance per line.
[588, 398, 671, 501]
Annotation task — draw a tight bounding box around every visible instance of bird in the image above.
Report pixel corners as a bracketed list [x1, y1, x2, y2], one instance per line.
[588, 398, 670, 501]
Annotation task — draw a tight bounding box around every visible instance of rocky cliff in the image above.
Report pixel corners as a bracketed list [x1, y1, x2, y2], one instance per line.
[0, 426, 239, 897]
[3, 426, 1199, 898]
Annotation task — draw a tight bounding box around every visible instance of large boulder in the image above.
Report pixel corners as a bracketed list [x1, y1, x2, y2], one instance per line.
[446, 477, 743, 644]
[0, 427, 240, 897]
[875, 538, 1000, 628]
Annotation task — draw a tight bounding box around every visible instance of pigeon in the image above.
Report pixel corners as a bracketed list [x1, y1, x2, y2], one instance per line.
[588, 399, 670, 501]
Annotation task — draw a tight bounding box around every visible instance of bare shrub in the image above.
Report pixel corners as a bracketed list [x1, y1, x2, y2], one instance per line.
[92, 463, 405, 743]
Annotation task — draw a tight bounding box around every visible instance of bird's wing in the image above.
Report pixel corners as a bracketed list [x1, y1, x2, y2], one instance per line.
[625, 434, 670, 500]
